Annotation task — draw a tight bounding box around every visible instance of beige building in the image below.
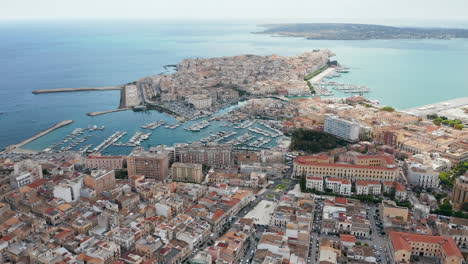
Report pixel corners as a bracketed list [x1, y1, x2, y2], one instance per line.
[389, 231, 463, 264]
[127, 147, 169, 181]
[452, 175, 468, 210]
[293, 154, 398, 182]
[84, 170, 116, 194]
[188, 94, 212, 109]
[171, 162, 204, 183]
[85, 155, 124, 170]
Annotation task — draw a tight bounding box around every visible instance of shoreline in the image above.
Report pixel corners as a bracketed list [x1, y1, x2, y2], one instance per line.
[1, 120, 73, 154]
[32, 86, 120, 94]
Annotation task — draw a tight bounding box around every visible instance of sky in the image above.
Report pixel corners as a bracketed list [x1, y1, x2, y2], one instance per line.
[1, 0, 468, 27]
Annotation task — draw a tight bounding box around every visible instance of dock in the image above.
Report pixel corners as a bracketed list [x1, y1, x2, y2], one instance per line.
[32, 86, 120, 94]
[2, 120, 73, 153]
[87, 108, 130, 116]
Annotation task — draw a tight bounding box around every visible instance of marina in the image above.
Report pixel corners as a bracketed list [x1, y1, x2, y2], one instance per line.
[247, 137, 271, 148]
[226, 133, 255, 145]
[234, 119, 255, 129]
[90, 131, 127, 153]
[141, 120, 166, 130]
[112, 131, 153, 147]
[200, 131, 238, 143]
[185, 120, 211, 132]
[165, 122, 183, 129]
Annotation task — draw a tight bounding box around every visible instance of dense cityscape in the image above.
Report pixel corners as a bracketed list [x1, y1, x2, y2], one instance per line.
[1, 2, 468, 263]
[1, 66, 467, 264]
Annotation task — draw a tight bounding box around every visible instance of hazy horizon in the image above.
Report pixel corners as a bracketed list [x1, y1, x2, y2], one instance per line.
[2, 0, 468, 28]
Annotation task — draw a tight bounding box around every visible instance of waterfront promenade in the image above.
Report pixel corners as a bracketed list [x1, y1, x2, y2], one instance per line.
[1, 120, 73, 153]
[309, 67, 335, 83]
[32, 86, 120, 94]
[404, 97, 468, 123]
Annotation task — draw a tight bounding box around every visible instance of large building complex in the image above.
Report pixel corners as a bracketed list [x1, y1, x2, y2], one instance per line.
[294, 153, 398, 182]
[324, 114, 360, 142]
[389, 231, 463, 264]
[85, 155, 125, 170]
[127, 147, 169, 181]
[175, 142, 233, 167]
[171, 162, 204, 183]
[403, 162, 440, 188]
[188, 94, 212, 109]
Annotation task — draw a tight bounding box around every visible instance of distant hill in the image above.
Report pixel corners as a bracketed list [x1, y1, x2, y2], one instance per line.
[256, 23, 468, 40]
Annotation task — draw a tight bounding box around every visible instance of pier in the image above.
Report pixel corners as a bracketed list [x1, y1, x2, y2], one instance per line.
[86, 108, 130, 116]
[2, 120, 73, 153]
[32, 86, 120, 94]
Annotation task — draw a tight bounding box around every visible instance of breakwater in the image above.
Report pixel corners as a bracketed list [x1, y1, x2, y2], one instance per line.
[32, 86, 120, 94]
[2, 120, 73, 153]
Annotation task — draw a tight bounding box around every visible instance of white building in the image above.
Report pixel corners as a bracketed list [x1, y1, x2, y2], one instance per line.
[355, 180, 382, 195]
[404, 162, 440, 188]
[10, 172, 33, 189]
[324, 114, 360, 142]
[155, 203, 171, 218]
[306, 176, 324, 191]
[188, 94, 212, 109]
[325, 178, 351, 196]
[53, 178, 83, 202]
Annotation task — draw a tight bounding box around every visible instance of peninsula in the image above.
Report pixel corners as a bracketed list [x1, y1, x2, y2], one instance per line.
[119, 50, 335, 119]
[256, 23, 468, 40]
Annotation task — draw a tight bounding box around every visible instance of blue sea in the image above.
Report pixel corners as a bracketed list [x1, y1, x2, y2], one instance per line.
[0, 20, 467, 152]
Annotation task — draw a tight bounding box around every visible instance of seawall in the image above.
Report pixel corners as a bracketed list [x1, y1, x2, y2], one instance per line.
[2, 120, 73, 153]
[32, 86, 120, 94]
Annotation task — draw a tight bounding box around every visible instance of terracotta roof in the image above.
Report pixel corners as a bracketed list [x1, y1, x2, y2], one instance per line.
[356, 180, 380, 186]
[395, 182, 406, 192]
[390, 231, 462, 258]
[212, 209, 225, 221]
[327, 178, 351, 184]
[306, 176, 323, 181]
[27, 178, 46, 188]
[340, 234, 356, 243]
[334, 197, 348, 205]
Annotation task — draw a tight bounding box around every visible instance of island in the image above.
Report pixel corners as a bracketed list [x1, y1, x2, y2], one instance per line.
[256, 23, 468, 40]
[119, 50, 336, 120]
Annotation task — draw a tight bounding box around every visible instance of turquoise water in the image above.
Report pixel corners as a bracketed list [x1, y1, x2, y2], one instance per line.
[0, 20, 467, 152]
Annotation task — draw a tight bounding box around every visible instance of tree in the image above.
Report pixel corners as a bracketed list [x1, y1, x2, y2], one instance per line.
[300, 174, 306, 192]
[381, 106, 394, 112]
[290, 128, 346, 153]
[356, 242, 362, 246]
[454, 124, 464, 130]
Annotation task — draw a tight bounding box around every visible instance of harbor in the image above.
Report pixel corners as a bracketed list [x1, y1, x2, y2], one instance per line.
[13, 102, 287, 155]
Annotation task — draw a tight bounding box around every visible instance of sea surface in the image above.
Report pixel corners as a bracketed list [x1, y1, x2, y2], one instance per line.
[0, 20, 467, 152]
